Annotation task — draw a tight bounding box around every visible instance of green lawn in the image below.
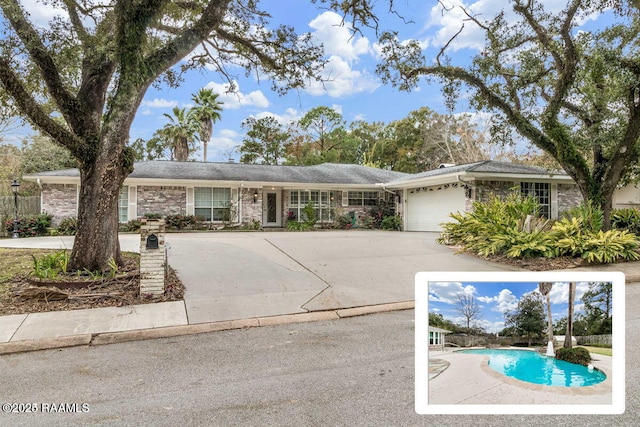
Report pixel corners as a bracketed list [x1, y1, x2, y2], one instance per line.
[578, 345, 612, 357]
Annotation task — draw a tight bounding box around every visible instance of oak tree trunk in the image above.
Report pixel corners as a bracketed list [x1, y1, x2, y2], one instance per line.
[69, 155, 127, 271]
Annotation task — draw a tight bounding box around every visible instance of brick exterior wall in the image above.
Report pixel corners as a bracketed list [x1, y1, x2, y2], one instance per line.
[557, 183, 583, 215]
[475, 180, 517, 203]
[41, 184, 77, 225]
[136, 186, 186, 217]
[240, 188, 262, 225]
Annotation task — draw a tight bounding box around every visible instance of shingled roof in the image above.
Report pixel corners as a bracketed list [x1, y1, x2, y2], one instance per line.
[385, 160, 568, 186]
[27, 161, 409, 185]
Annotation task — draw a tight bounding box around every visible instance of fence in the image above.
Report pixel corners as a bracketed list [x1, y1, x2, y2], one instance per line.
[0, 195, 41, 237]
[577, 334, 612, 346]
[446, 334, 546, 348]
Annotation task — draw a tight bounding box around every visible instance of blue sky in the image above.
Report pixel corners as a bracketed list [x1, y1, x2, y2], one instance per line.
[4, 1, 618, 162]
[428, 281, 593, 334]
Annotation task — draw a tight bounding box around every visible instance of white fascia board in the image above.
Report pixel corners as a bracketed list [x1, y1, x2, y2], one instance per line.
[384, 171, 574, 189]
[467, 172, 574, 182]
[23, 175, 79, 185]
[383, 173, 466, 189]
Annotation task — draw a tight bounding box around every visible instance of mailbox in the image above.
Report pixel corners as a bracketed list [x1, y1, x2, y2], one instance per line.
[146, 234, 159, 249]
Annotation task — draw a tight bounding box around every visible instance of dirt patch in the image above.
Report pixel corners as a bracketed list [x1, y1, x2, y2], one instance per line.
[0, 250, 184, 316]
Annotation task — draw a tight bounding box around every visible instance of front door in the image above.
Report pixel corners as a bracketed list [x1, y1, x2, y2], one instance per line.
[263, 190, 281, 227]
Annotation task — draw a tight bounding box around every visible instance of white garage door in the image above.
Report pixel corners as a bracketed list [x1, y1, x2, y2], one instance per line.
[406, 186, 466, 231]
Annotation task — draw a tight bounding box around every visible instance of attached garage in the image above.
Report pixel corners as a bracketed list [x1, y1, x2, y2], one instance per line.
[406, 184, 466, 231]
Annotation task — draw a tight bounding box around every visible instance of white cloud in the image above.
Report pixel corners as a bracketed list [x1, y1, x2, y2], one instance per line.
[302, 12, 380, 98]
[305, 55, 379, 97]
[424, 0, 600, 53]
[308, 11, 372, 63]
[477, 295, 497, 303]
[495, 289, 518, 313]
[206, 129, 241, 162]
[548, 282, 590, 305]
[141, 98, 179, 109]
[428, 282, 476, 304]
[251, 108, 304, 126]
[204, 81, 269, 109]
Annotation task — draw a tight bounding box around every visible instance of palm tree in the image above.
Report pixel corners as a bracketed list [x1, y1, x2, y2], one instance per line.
[564, 282, 576, 348]
[191, 88, 223, 162]
[538, 282, 554, 344]
[161, 107, 199, 161]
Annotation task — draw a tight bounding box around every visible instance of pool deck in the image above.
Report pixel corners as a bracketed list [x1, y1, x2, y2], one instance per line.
[428, 348, 612, 405]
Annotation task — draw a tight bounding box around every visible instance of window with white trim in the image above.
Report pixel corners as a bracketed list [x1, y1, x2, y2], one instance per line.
[288, 190, 332, 222]
[194, 187, 231, 221]
[118, 186, 128, 223]
[521, 182, 550, 218]
[348, 191, 379, 206]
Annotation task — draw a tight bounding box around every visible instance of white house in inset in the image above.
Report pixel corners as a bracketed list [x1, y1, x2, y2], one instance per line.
[429, 325, 451, 351]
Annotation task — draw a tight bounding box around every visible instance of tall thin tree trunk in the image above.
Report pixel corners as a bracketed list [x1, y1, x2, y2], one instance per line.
[564, 282, 576, 348]
[546, 293, 553, 342]
[70, 159, 126, 271]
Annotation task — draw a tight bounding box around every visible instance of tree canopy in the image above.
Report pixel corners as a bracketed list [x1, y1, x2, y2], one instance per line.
[0, 0, 385, 270]
[504, 291, 546, 345]
[377, 0, 640, 227]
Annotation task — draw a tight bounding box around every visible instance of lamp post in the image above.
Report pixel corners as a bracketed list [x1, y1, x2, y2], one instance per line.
[11, 179, 20, 239]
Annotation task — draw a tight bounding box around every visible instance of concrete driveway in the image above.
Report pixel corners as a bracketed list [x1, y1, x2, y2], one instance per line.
[0, 230, 516, 325]
[165, 230, 516, 324]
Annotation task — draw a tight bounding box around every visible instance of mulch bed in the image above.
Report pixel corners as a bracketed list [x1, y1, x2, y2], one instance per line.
[0, 254, 184, 316]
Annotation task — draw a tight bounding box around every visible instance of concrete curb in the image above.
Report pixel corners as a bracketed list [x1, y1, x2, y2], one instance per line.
[0, 302, 415, 355]
[0, 334, 92, 355]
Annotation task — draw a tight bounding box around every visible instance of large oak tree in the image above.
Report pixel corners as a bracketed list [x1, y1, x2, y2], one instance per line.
[377, 0, 640, 228]
[0, 0, 385, 271]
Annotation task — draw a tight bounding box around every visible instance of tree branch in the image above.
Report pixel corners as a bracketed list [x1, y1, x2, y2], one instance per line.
[0, 58, 84, 157]
[0, 0, 85, 131]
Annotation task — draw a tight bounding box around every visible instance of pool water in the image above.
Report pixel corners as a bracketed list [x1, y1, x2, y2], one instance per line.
[458, 349, 606, 387]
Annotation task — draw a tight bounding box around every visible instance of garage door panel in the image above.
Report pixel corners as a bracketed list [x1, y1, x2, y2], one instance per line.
[407, 186, 465, 232]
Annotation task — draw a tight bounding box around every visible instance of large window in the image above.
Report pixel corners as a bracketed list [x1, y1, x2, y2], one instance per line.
[118, 186, 128, 223]
[289, 190, 332, 222]
[348, 191, 379, 206]
[521, 182, 550, 218]
[195, 187, 231, 221]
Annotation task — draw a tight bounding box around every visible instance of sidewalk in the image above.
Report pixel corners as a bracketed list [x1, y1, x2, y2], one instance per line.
[1, 232, 638, 355]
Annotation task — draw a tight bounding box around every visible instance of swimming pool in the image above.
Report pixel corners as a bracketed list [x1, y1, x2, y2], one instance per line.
[458, 349, 606, 387]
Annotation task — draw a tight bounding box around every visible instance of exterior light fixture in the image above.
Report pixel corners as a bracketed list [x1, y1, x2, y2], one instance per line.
[11, 179, 20, 239]
[253, 190, 259, 204]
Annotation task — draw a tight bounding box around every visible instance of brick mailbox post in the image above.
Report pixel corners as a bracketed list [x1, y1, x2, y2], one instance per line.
[140, 218, 166, 296]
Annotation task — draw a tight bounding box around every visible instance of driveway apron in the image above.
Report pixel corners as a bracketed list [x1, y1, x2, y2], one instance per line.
[165, 231, 515, 324]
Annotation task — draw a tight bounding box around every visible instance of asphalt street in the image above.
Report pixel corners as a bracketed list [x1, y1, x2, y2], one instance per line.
[1, 282, 639, 427]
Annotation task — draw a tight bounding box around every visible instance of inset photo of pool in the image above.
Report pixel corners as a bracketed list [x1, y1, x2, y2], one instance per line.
[415, 271, 625, 415]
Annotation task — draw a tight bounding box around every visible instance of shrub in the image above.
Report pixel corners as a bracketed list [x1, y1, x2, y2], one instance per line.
[165, 214, 200, 230]
[361, 200, 395, 229]
[119, 218, 142, 232]
[334, 213, 353, 229]
[287, 221, 311, 231]
[555, 347, 591, 366]
[301, 202, 317, 227]
[380, 215, 402, 231]
[438, 193, 640, 263]
[563, 201, 603, 233]
[143, 212, 163, 219]
[242, 219, 262, 230]
[4, 213, 52, 237]
[57, 217, 78, 235]
[611, 208, 640, 234]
